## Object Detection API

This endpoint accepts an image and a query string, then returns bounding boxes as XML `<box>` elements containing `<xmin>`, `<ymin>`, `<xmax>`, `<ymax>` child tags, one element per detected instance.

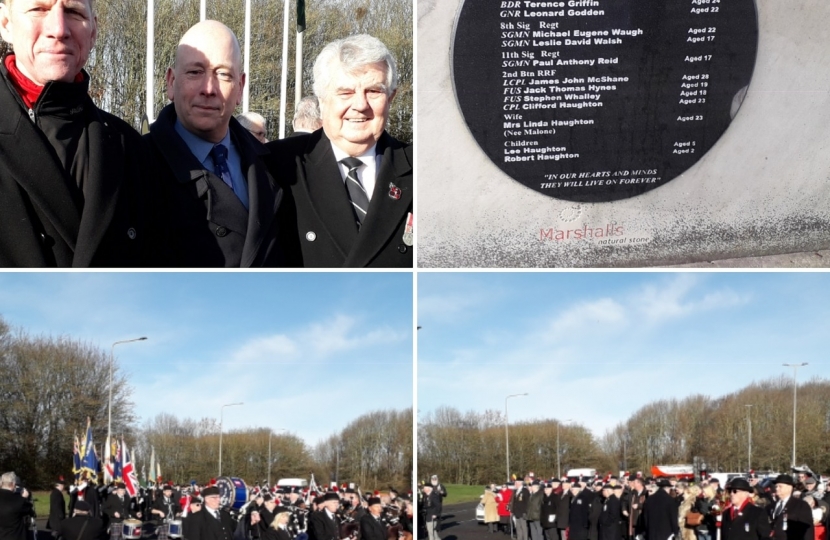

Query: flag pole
<box><xmin>278</xmin><ymin>0</ymin><xmax>290</xmax><ymax>139</ymax></box>
<box><xmin>146</xmin><ymin>0</ymin><xmax>155</xmax><ymax>123</ymax></box>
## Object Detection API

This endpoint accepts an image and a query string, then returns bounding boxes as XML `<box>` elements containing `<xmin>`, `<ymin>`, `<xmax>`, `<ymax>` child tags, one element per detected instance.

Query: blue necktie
<box><xmin>209</xmin><ymin>144</ymin><xmax>234</xmax><ymax>189</ymax></box>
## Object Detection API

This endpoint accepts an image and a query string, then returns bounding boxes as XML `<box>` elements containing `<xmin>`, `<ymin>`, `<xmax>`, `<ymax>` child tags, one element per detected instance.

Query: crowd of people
<box><xmin>419</xmin><ymin>467</ymin><xmax>829</xmax><ymax>540</ymax></box>
<box><xmin>0</xmin><ymin>0</ymin><xmax>413</xmax><ymax>268</ymax></box>
<box><xmin>0</xmin><ymin>472</ymin><xmax>414</xmax><ymax>540</ymax></box>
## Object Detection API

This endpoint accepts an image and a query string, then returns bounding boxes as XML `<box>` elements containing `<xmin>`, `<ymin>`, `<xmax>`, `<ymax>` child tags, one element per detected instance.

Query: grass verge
<box><xmin>442</xmin><ymin>484</ymin><xmax>485</xmax><ymax>505</ymax></box>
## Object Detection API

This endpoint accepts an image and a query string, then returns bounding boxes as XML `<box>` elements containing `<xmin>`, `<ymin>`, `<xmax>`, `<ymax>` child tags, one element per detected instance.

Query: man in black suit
<box><xmin>102</xmin><ymin>483</ymin><xmax>141</xmax><ymax>534</ymax></box>
<box><xmin>47</xmin><ymin>478</ymin><xmax>66</xmax><ymax>537</ymax></box>
<box><xmin>0</xmin><ymin>472</ymin><xmax>34</xmax><ymax>540</ymax></box>
<box><xmin>721</xmin><ymin>478</ymin><xmax>770</xmax><ymax>540</ymax></box>
<box><xmin>598</xmin><ymin>484</ymin><xmax>622</xmax><ymax>540</ymax></box>
<box><xmin>58</xmin><ymin>501</ymin><xmax>105</xmax><ymax>540</ymax></box>
<box><xmin>569</xmin><ymin>480</ymin><xmax>594</xmax><ymax>540</ymax></box>
<box><xmin>308</xmin><ymin>493</ymin><xmax>340</xmax><ymax>540</ymax></box>
<box><xmin>184</xmin><ymin>487</ymin><xmax>235</xmax><ymax>540</ymax></box>
<box><xmin>359</xmin><ymin>497</ymin><xmax>386</xmax><ymax>540</ymax></box>
<box><xmin>642</xmin><ymin>480</ymin><xmax>678</xmax><ymax>540</ymax></box>
<box><xmin>267</xmin><ymin>34</ymin><xmax>413</xmax><ymax>268</ymax></box>
<box><xmin>146</xmin><ymin>20</ymin><xmax>284</xmax><ymax>267</ymax></box>
<box><xmin>769</xmin><ymin>475</ymin><xmax>813</xmax><ymax>540</ymax></box>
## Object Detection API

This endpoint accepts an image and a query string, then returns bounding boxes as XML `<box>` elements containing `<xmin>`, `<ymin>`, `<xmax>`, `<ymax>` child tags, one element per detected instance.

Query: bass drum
<box><xmin>216</xmin><ymin>476</ymin><xmax>248</xmax><ymax>510</ymax></box>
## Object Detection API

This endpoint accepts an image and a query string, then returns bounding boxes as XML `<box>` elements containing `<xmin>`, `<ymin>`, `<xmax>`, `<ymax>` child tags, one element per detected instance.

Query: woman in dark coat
<box><xmin>261</xmin><ymin>508</ymin><xmax>292</xmax><ymax>540</ymax></box>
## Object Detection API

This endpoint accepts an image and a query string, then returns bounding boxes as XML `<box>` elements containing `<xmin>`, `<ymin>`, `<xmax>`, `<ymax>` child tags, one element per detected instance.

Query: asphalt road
<box><xmin>432</xmin><ymin>502</ymin><xmax>513</xmax><ymax>540</ymax></box>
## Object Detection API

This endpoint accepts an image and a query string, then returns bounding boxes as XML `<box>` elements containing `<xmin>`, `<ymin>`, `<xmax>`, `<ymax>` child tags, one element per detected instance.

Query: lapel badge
<box><xmin>402</xmin><ymin>212</ymin><xmax>414</xmax><ymax>246</ymax></box>
<box><xmin>388</xmin><ymin>182</ymin><xmax>402</xmax><ymax>200</ymax></box>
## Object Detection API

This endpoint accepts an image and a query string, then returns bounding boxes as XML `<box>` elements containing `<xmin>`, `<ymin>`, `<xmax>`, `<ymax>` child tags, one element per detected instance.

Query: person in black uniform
<box><xmin>359</xmin><ymin>497</ymin><xmax>386</xmax><ymax>540</ymax></box>
<box><xmin>769</xmin><ymin>475</ymin><xmax>813</xmax><ymax>540</ymax></box>
<box><xmin>102</xmin><ymin>483</ymin><xmax>140</xmax><ymax>536</ymax></box>
<box><xmin>181</xmin><ymin>495</ymin><xmax>202</xmax><ymax>540</ymax></box>
<box><xmin>58</xmin><ymin>501</ymin><xmax>105</xmax><ymax>540</ymax></box>
<box><xmin>0</xmin><ymin>472</ymin><xmax>35</xmax><ymax>540</ymax></box>
<box><xmin>588</xmin><ymin>480</ymin><xmax>606</xmax><ymax>540</ymax></box>
<box><xmin>540</xmin><ymin>483</ymin><xmax>558</xmax><ymax>540</ymax></box>
<box><xmin>569</xmin><ymin>480</ymin><xmax>595</xmax><ymax>540</ymax></box>
<box><xmin>554</xmin><ymin>479</ymin><xmax>572</xmax><ymax>540</ymax></box>
<box><xmin>184</xmin><ymin>487</ymin><xmax>235</xmax><ymax>540</ymax></box>
<box><xmin>720</xmin><ymin>479</ymin><xmax>770</xmax><ymax>540</ymax></box>
<box><xmin>627</xmin><ymin>477</ymin><xmax>648</xmax><ymax>540</ymax></box>
<box><xmin>261</xmin><ymin>506</ymin><xmax>291</xmax><ymax>540</ymax></box>
<box><xmin>512</xmin><ymin>479</ymin><xmax>531</xmax><ymax>540</ymax></box>
<box><xmin>599</xmin><ymin>485</ymin><xmax>622</xmax><ymax>540</ymax></box>
<box><xmin>642</xmin><ymin>480</ymin><xmax>678</xmax><ymax>540</ymax></box>
<box><xmin>152</xmin><ymin>485</ymin><xmax>182</xmax><ymax>521</ymax></box>
<box><xmin>421</xmin><ymin>484</ymin><xmax>442</xmax><ymax>540</ymax></box>
<box><xmin>308</xmin><ymin>493</ymin><xmax>340</xmax><ymax>540</ymax></box>
<box><xmin>48</xmin><ymin>478</ymin><xmax>67</xmax><ymax>538</ymax></box>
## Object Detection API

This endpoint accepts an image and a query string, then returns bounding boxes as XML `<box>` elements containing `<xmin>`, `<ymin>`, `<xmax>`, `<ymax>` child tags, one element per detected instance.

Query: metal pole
<box><xmin>109</xmin><ymin>338</ymin><xmax>147</xmax><ymax>460</ymax></box>
<box><xmin>505</xmin><ymin>393</ymin><xmax>528</xmax><ymax>483</ymax></box>
<box><xmin>745</xmin><ymin>405</ymin><xmax>753</xmax><ymax>469</ymax></box>
<box><xmin>278</xmin><ymin>0</ymin><xmax>290</xmax><ymax>138</ymax></box>
<box><xmin>200</xmin><ymin>0</ymin><xmax>206</xmax><ymax>21</ymax></box>
<box><xmin>146</xmin><ymin>0</ymin><xmax>154</xmax><ymax>122</ymax></box>
<box><xmin>783</xmin><ymin>363</ymin><xmax>808</xmax><ymax>467</ymax></box>
<box><xmin>268</xmin><ymin>432</ymin><xmax>271</xmax><ymax>486</ymax></box>
<box><xmin>242</xmin><ymin>0</ymin><xmax>251</xmax><ymax>112</ymax></box>
<box><xmin>557</xmin><ymin>419</ymin><xmax>572</xmax><ymax>479</ymax></box>
<box><xmin>219</xmin><ymin>402</ymin><xmax>243</xmax><ymax>476</ymax></box>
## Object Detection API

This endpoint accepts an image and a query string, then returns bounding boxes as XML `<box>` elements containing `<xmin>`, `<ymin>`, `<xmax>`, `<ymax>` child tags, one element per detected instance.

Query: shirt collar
<box><xmin>330</xmin><ymin>141</ymin><xmax>377</xmax><ymax>165</ymax></box>
<box><xmin>174</xmin><ymin>119</ymin><xmax>231</xmax><ymax>164</ymax></box>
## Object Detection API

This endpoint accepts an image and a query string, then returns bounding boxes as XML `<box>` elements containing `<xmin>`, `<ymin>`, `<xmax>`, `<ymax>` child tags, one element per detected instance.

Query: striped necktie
<box><xmin>341</xmin><ymin>157</ymin><xmax>370</xmax><ymax>226</ymax></box>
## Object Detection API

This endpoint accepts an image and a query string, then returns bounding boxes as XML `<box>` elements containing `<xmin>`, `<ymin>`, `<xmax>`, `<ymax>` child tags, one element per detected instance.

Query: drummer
<box><xmin>102</xmin><ymin>483</ymin><xmax>142</xmax><ymax>540</ymax></box>
<box><xmin>152</xmin><ymin>485</ymin><xmax>183</xmax><ymax>521</ymax></box>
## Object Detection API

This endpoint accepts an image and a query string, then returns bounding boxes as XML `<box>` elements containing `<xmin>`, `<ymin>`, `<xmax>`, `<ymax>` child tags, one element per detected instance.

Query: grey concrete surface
<box><xmin>417</xmin><ymin>0</ymin><xmax>830</xmax><ymax>268</ymax></box>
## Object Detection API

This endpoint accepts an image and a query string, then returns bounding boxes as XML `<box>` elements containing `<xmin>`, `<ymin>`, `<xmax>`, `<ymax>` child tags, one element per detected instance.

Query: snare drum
<box><xmin>167</xmin><ymin>520</ymin><xmax>183</xmax><ymax>539</ymax></box>
<box><xmin>122</xmin><ymin>519</ymin><xmax>143</xmax><ymax>540</ymax></box>
<box><xmin>216</xmin><ymin>476</ymin><xmax>248</xmax><ymax>510</ymax></box>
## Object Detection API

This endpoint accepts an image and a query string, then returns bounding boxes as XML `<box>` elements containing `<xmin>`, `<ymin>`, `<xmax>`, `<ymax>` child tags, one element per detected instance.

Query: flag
<box><xmin>73</xmin><ymin>435</ymin><xmax>81</xmax><ymax>480</ymax></box>
<box><xmin>297</xmin><ymin>0</ymin><xmax>305</xmax><ymax>32</ymax></box>
<box><xmin>113</xmin><ymin>439</ymin><xmax>123</xmax><ymax>481</ymax></box>
<box><xmin>149</xmin><ymin>446</ymin><xmax>156</xmax><ymax>486</ymax></box>
<box><xmin>121</xmin><ymin>438</ymin><xmax>139</xmax><ymax>497</ymax></box>
<box><xmin>104</xmin><ymin>435</ymin><xmax>113</xmax><ymax>483</ymax></box>
<box><xmin>79</xmin><ymin>418</ymin><xmax>98</xmax><ymax>482</ymax></box>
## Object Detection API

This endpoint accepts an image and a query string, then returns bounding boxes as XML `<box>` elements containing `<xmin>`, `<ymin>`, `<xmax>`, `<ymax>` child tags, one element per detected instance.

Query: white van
<box><xmin>566</xmin><ymin>468</ymin><xmax>597</xmax><ymax>479</ymax></box>
<box><xmin>276</xmin><ymin>478</ymin><xmax>309</xmax><ymax>488</ymax></box>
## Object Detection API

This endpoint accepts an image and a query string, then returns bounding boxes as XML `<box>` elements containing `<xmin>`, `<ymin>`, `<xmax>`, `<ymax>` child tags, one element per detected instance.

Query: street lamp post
<box><xmin>745</xmin><ymin>404</ymin><xmax>753</xmax><ymax>469</ymax></box>
<box><xmin>219</xmin><ymin>402</ymin><xmax>244</xmax><ymax>476</ymax></box>
<box><xmin>267</xmin><ymin>428</ymin><xmax>287</xmax><ymax>486</ymax></box>
<box><xmin>783</xmin><ymin>363</ymin><xmax>808</xmax><ymax>467</ymax></box>
<box><xmin>108</xmin><ymin>337</ymin><xmax>147</xmax><ymax>454</ymax></box>
<box><xmin>505</xmin><ymin>393</ymin><xmax>528</xmax><ymax>484</ymax></box>
<box><xmin>556</xmin><ymin>419</ymin><xmax>573</xmax><ymax>479</ymax></box>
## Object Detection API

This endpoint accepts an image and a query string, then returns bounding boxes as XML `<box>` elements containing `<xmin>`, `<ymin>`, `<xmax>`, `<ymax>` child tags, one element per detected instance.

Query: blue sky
<box><xmin>417</xmin><ymin>272</ymin><xmax>828</xmax><ymax>435</ymax></box>
<box><xmin>0</xmin><ymin>272</ymin><xmax>414</xmax><ymax>445</ymax></box>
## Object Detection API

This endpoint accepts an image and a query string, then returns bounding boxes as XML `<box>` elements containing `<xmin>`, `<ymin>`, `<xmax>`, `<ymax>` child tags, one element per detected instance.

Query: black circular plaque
<box><xmin>452</xmin><ymin>0</ymin><xmax>758</xmax><ymax>202</ymax></box>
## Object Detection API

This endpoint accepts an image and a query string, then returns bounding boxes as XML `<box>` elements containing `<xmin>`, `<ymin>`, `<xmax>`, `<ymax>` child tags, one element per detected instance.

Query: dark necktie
<box><xmin>210</xmin><ymin>144</ymin><xmax>234</xmax><ymax>189</ymax></box>
<box><xmin>340</xmin><ymin>157</ymin><xmax>369</xmax><ymax>226</ymax></box>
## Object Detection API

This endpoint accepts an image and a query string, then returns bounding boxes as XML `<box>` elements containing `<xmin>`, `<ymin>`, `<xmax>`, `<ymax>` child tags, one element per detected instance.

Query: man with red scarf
<box><xmin>720</xmin><ymin>478</ymin><xmax>770</xmax><ymax>540</ymax></box>
<box><xmin>0</xmin><ymin>0</ymin><xmax>154</xmax><ymax>267</ymax></box>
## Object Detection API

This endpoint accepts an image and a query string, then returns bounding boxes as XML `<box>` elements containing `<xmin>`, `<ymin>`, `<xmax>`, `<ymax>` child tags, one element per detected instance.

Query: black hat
<box><xmin>202</xmin><ymin>486</ymin><xmax>220</xmax><ymax>497</ymax></box>
<box><xmin>368</xmin><ymin>497</ymin><xmax>382</xmax><ymax>506</ymax></box>
<box><xmin>262</xmin><ymin>493</ymin><xmax>273</xmax><ymax>502</ymax></box>
<box><xmin>613</xmin><ymin>485</ymin><xmax>624</xmax><ymax>490</ymax></box>
<box><xmin>190</xmin><ymin>496</ymin><xmax>203</xmax><ymax>504</ymax></box>
<box><xmin>628</xmin><ymin>474</ymin><xmax>638</xmax><ymax>481</ymax></box>
<box><xmin>727</xmin><ymin>478</ymin><xmax>752</xmax><ymax>492</ymax></box>
<box><xmin>115</xmin><ymin>482</ymin><xmax>126</xmax><ymax>489</ymax></box>
<box><xmin>322</xmin><ymin>492</ymin><xmax>340</xmax><ymax>502</ymax></box>
<box><xmin>531</xmin><ymin>480</ymin><xmax>540</xmax><ymax>486</ymax></box>
<box><xmin>774</xmin><ymin>474</ymin><xmax>794</xmax><ymax>486</ymax></box>
<box><xmin>656</xmin><ymin>479</ymin><xmax>672</xmax><ymax>488</ymax></box>
<box><xmin>602</xmin><ymin>484</ymin><xmax>613</xmax><ymax>490</ymax></box>
<box><xmin>75</xmin><ymin>501</ymin><xmax>91</xmax><ymax>512</ymax></box>
<box><xmin>163</xmin><ymin>485</ymin><xmax>173</xmax><ymax>491</ymax></box>
<box><xmin>273</xmin><ymin>506</ymin><xmax>290</xmax><ymax>515</ymax></box>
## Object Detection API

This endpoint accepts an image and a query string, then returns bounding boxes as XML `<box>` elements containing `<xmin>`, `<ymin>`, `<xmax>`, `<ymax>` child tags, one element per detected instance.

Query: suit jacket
<box><xmin>555</xmin><ymin>491</ymin><xmax>572</xmax><ymax>528</ymax></box>
<box><xmin>308</xmin><ymin>510</ymin><xmax>339</xmax><ymax>540</ymax></box>
<box><xmin>0</xmin><ymin>490</ymin><xmax>35</xmax><ymax>540</ymax></box>
<box><xmin>359</xmin><ymin>513</ymin><xmax>387</xmax><ymax>540</ymax></box>
<box><xmin>643</xmin><ymin>489</ymin><xmax>679</xmax><ymax>540</ymax></box>
<box><xmin>266</xmin><ymin>129</ymin><xmax>413</xmax><ymax>268</ymax></box>
<box><xmin>628</xmin><ymin>490</ymin><xmax>648</xmax><ymax>537</ymax></box>
<box><xmin>58</xmin><ymin>515</ymin><xmax>105</xmax><ymax>540</ymax></box>
<box><xmin>769</xmin><ymin>497</ymin><xmax>813</xmax><ymax>540</ymax></box>
<box><xmin>598</xmin><ymin>494</ymin><xmax>622</xmax><ymax>540</ymax></box>
<box><xmin>102</xmin><ymin>495</ymin><xmax>136</xmax><ymax>524</ymax></box>
<box><xmin>146</xmin><ymin>103</ymin><xmax>284</xmax><ymax>267</ymax></box>
<box><xmin>47</xmin><ymin>489</ymin><xmax>66</xmax><ymax>531</ymax></box>
<box><xmin>721</xmin><ymin>503</ymin><xmax>770</xmax><ymax>540</ymax></box>
<box><xmin>569</xmin><ymin>490</ymin><xmax>594</xmax><ymax>540</ymax></box>
<box><xmin>0</xmin><ymin>62</ymin><xmax>154</xmax><ymax>267</ymax></box>
<box><xmin>185</xmin><ymin>508</ymin><xmax>235</xmax><ymax>540</ymax></box>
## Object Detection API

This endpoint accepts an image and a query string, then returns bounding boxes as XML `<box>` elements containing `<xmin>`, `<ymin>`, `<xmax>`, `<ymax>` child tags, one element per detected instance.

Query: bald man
<box><xmin>145</xmin><ymin>20</ymin><xmax>284</xmax><ymax>267</ymax></box>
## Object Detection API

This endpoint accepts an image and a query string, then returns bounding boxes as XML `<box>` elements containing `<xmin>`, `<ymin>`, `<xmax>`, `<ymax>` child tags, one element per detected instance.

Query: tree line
<box><xmin>418</xmin><ymin>377</ymin><xmax>830</xmax><ymax>485</ymax></box>
<box><xmin>0</xmin><ymin>0</ymin><xmax>412</xmax><ymax>142</ymax></box>
<box><xmin>0</xmin><ymin>316</ymin><xmax>412</xmax><ymax>490</ymax></box>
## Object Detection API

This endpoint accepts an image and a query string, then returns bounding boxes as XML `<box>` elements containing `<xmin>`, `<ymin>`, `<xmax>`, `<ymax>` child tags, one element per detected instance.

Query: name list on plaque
<box><xmin>452</xmin><ymin>0</ymin><xmax>758</xmax><ymax>202</ymax></box>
